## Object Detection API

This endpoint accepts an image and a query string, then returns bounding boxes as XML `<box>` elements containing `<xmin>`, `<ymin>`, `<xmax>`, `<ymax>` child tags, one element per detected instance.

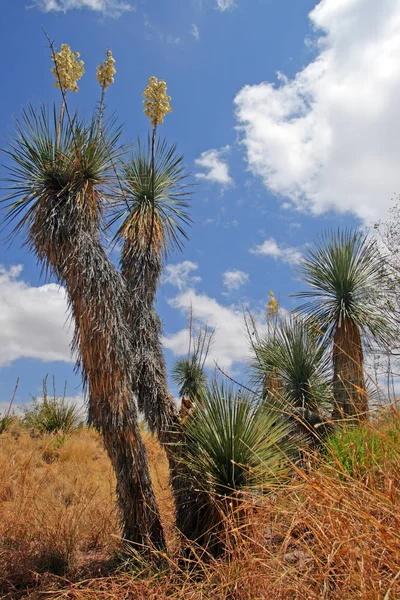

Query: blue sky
<box><xmin>1</xmin><ymin>0</ymin><xmax>398</xmax><ymax>410</ymax></box>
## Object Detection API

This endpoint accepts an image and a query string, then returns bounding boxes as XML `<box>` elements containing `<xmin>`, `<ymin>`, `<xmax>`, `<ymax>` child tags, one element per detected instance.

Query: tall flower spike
<box><xmin>51</xmin><ymin>43</ymin><xmax>85</xmax><ymax>92</ymax></box>
<box><xmin>143</xmin><ymin>76</ymin><xmax>172</xmax><ymax>127</ymax></box>
<box><xmin>96</xmin><ymin>49</ymin><xmax>116</xmax><ymax>89</ymax></box>
<box><xmin>267</xmin><ymin>290</ymin><xmax>279</xmax><ymax>318</ymax></box>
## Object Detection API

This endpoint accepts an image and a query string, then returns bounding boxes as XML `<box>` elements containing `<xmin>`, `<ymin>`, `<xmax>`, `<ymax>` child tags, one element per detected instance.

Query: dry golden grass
<box><xmin>1</xmin><ymin>418</ymin><xmax>400</xmax><ymax>599</ymax></box>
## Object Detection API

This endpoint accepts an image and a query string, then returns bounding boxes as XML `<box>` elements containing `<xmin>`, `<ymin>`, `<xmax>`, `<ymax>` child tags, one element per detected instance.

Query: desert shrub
<box><xmin>0</xmin><ymin>413</ymin><xmax>16</xmax><ymax>434</ymax></box>
<box><xmin>23</xmin><ymin>378</ymin><xmax>84</xmax><ymax>435</ymax></box>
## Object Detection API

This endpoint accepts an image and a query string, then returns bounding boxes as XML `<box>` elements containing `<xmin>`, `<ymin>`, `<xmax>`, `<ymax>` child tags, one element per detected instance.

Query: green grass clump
<box><xmin>326</xmin><ymin>413</ymin><xmax>400</xmax><ymax>480</ymax></box>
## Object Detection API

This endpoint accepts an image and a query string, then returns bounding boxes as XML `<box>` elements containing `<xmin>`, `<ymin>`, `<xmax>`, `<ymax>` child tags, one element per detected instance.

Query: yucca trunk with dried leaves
<box><xmin>28</xmin><ymin>174</ymin><xmax>165</xmax><ymax>552</ymax></box>
<box><xmin>262</xmin><ymin>368</ymin><xmax>284</xmax><ymax>405</ymax></box>
<box><xmin>331</xmin><ymin>317</ymin><xmax>368</xmax><ymax>421</ymax></box>
<box><xmin>121</xmin><ymin>239</ymin><xmax>201</xmax><ymax>540</ymax></box>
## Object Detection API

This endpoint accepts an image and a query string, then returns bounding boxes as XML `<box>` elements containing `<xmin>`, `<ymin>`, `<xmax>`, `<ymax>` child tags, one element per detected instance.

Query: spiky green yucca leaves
<box><xmin>171</xmin><ymin>325</ymin><xmax>212</xmax><ymax>412</ymax></box>
<box><xmin>252</xmin><ymin>316</ymin><xmax>332</xmax><ymax>413</ymax></box>
<box><xmin>295</xmin><ymin>229</ymin><xmax>390</xmax><ymax>344</ymax></box>
<box><xmin>182</xmin><ymin>384</ymin><xmax>294</xmax><ymax>497</ymax></box>
<box><xmin>3</xmin><ymin>106</ymin><xmax>121</xmax><ymax>247</ymax></box>
<box><xmin>113</xmin><ymin>136</ymin><xmax>192</xmax><ymax>255</ymax></box>
<box><xmin>172</xmin><ymin>358</ymin><xmax>208</xmax><ymax>402</ymax></box>
<box><xmin>296</xmin><ymin>229</ymin><xmax>392</xmax><ymax>420</ymax></box>
<box><xmin>24</xmin><ymin>397</ymin><xmax>83</xmax><ymax>435</ymax></box>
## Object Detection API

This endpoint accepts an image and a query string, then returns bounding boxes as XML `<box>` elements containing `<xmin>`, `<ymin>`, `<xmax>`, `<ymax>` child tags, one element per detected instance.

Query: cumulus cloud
<box><xmin>235</xmin><ymin>0</ymin><xmax>400</xmax><ymax>222</ymax></box>
<box><xmin>0</xmin><ymin>265</ymin><xmax>73</xmax><ymax>366</ymax></box>
<box><xmin>163</xmin><ymin>261</ymin><xmax>201</xmax><ymax>291</ymax></box>
<box><xmin>191</xmin><ymin>24</ymin><xmax>200</xmax><ymax>41</ymax></box>
<box><xmin>195</xmin><ymin>146</ymin><xmax>233</xmax><ymax>187</ymax></box>
<box><xmin>250</xmin><ymin>238</ymin><xmax>302</xmax><ymax>265</ymax></box>
<box><xmin>163</xmin><ymin>288</ymin><xmax>261</xmax><ymax>371</ymax></box>
<box><xmin>216</xmin><ymin>0</ymin><xmax>235</xmax><ymax>11</ymax></box>
<box><xmin>223</xmin><ymin>269</ymin><xmax>249</xmax><ymax>291</ymax></box>
<box><xmin>35</xmin><ymin>0</ymin><xmax>134</xmax><ymax>17</ymax></box>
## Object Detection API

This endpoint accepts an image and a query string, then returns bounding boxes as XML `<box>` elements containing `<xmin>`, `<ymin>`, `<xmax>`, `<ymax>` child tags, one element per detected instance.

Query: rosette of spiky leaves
<box><xmin>295</xmin><ymin>229</ymin><xmax>392</xmax><ymax>345</ymax></box>
<box><xmin>172</xmin><ymin>324</ymin><xmax>213</xmax><ymax>414</ymax></box>
<box><xmin>2</xmin><ymin>105</ymin><xmax>122</xmax><ymax>255</ymax></box>
<box><xmin>182</xmin><ymin>383</ymin><xmax>295</xmax><ymax>497</ymax></box>
<box><xmin>295</xmin><ymin>228</ymin><xmax>393</xmax><ymax>420</ymax></box>
<box><xmin>112</xmin><ymin>136</ymin><xmax>192</xmax><ymax>257</ymax></box>
<box><xmin>252</xmin><ymin>316</ymin><xmax>332</xmax><ymax>413</ymax></box>
<box><xmin>172</xmin><ymin>358</ymin><xmax>208</xmax><ymax>403</ymax></box>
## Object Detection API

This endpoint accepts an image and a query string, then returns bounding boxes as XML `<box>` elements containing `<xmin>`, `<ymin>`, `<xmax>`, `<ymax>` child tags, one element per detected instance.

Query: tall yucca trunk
<box><xmin>331</xmin><ymin>316</ymin><xmax>368</xmax><ymax>421</ymax></box>
<box><xmin>30</xmin><ymin>203</ymin><xmax>165</xmax><ymax>551</ymax></box>
<box><xmin>263</xmin><ymin>368</ymin><xmax>284</xmax><ymax>405</ymax></box>
<box><xmin>121</xmin><ymin>245</ymin><xmax>204</xmax><ymax>540</ymax></box>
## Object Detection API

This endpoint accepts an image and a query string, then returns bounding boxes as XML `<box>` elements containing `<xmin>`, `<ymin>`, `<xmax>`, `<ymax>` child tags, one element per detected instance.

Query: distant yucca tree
<box><xmin>1</xmin><ymin>105</ymin><xmax>165</xmax><ymax>551</ymax></box>
<box><xmin>172</xmin><ymin>315</ymin><xmax>213</xmax><ymax>419</ymax></box>
<box><xmin>252</xmin><ymin>316</ymin><xmax>332</xmax><ymax>413</ymax></box>
<box><xmin>295</xmin><ymin>229</ymin><xmax>392</xmax><ymax>421</ymax></box>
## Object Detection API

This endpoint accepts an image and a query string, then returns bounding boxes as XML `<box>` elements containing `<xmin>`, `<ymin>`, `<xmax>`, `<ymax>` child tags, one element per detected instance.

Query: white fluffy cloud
<box><xmin>250</xmin><ymin>238</ymin><xmax>302</xmax><ymax>265</ymax></box>
<box><xmin>195</xmin><ymin>146</ymin><xmax>233</xmax><ymax>187</ymax></box>
<box><xmin>35</xmin><ymin>0</ymin><xmax>134</xmax><ymax>16</ymax></box>
<box><xmin>223</xmin><ymin>269</ymin><xmax>249</xmax><ymax>291</ymax></box>
<box><xmin>163</xmin><ymin>288</ymin><xmax>260</xmax><ymax>371</ymax></box>
<box><xmin>0</xmin><ymin>265</ymin><xmax>73</xmax><ymax>366</ymax></box>
<box><xmin>216</xmin><ymin>0</ymin><xmax>235</xmax><ymax>11</ymax></box>
<box><xmin>163</xmin><ymin>261</ymin><xmax>201</xmax><ymax>291</ymax></box>
<box><xmin>235</xmin><ymin>0</ymin><xmax>400</xmax><ymax>222</ymax></box>
<box><xmin>191</xmin><ymin>24</ymin><xmax>200</xmax><ymax>41</ymax></box>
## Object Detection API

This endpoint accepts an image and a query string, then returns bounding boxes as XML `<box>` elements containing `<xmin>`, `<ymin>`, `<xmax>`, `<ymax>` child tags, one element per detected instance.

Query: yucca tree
<box><xmin>245</xmin><ymin>294</ymin><xmax>284</xmax><ymax>405</ymax></box>
<box><xmin>295</xmin><ymin>229</ymin><xmax>392</xmax><ymax>421</ymax></box>
<box><xmin>113</xmin><ymin>134</ymin><xmax>197</xmax><ymax>538</ymax></box>
<box><xmin>252</xmin><ymin>316</ymin><xmax>332</xmax><ymax>413</ymax></box>
<box><xmin>181</xmin><ymin>383</ymin><xmax>294</xmax><ymax>554</ymax></box>
<box><xmin>172</xmin><ymin>317</ymin><xmax>213</xmax><ymax>419</ymax></box>
<box><xmin>173</xmin><ymin>357</ymin><xmax>208</xmax><ymax>416</ymax></box>
<box><xmin>1</xmin><ymin>106</ymin><xmax>165</xmax><ymax>551</ymax></box>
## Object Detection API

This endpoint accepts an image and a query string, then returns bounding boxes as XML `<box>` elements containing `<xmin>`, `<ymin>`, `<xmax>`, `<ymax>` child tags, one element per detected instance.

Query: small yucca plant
<box><xmin>23</xmin><ymin>378</ymin><xmax>83</xmax><ymax>435</ymax></box>
<box><xmin>179</xmin><ymin>383</ymin><xmax>295</xmax><ymax>555</ymax></box>
<box><xmin>182</xmin><ymin>383</ymin><xmax>294</xmax><ymax>497</ymax></box>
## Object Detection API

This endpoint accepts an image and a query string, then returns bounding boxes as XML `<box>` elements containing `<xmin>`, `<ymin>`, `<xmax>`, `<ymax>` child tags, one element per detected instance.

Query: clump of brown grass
<box><xmin>1</xmin><ymin>416</ymin><xmax>400</xmax><ymax>599</ymax></box>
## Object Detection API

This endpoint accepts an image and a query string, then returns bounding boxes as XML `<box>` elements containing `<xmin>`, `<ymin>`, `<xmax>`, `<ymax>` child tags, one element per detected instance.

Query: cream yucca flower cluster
<box><xmin>51</xmin><ymin>44</ymin><xmax>85</xmax><ymax>93</ymax></box>
<box><xmin>143</xmin><ymin>76</ymin><xmax>172</xmax><ymax>127</ymax></box>
<box><xmin>267</xmin><ymin>291</ymin><xmax>279</xmax><ymax>318</ymax></box>
<box><xmin>96</xmin><ymin>49</ymin><xmax>116</xmax><ymax>89</ymax></box>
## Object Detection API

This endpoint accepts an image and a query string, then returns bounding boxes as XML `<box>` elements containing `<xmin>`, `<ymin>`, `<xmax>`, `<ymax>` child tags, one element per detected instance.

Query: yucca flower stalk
<box><xmin>1</xmin><ymin>103</ymin><xmax>166</xmax><ymax>552</ymax></box>
<box><xmin>142</xmin><ymin>77</ymin><xmax>172</xmax><ymax>249</ymax></box>
<box><xmin>96</xmin><ymin>48</ymin><xmax>116</xmax><ymax>135</ymax></box>
<box><xmin>295</xmin><ymin>229</ymin><xmax>393</xmax><ymax>422</ymax></box>
<box><xmin>49</xmin><ymin>37</ymin><xmax>84</xmax><ymax>147</ymax></box>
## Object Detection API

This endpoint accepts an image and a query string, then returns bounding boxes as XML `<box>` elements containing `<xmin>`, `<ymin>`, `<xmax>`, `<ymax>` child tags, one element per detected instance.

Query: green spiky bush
<box><xmin>182</xmin><ymin>383</ymin><xmax>295</xmax><ymax>497</ymax></box>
